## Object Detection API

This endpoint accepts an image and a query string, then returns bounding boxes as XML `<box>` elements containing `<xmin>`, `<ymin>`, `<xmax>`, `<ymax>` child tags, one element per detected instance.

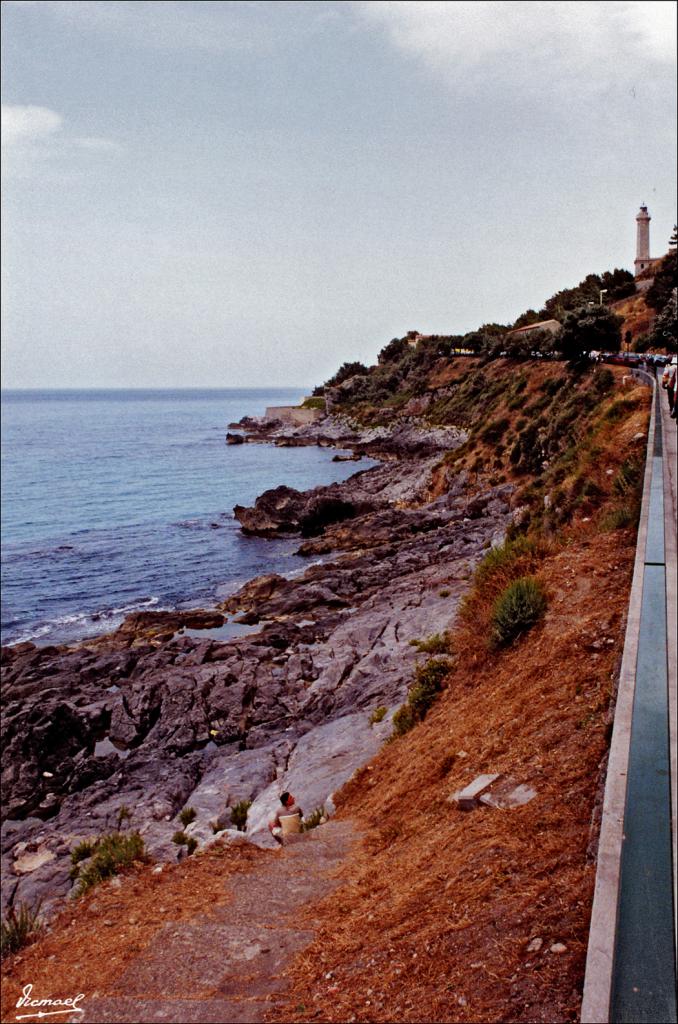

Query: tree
<box><xmin>378</xmin><ymin>337</ymin><xmax>408</xmax><ymax>364</ymax></box>
<box><xmin>323</xmin><ymin>361</ymin><xmax>369</xmax><ymax>388</ymax></box>
<box><xmin>461</xmin><ymin>329</ymin><xmax>497</xmax><ymax>355</ymax></box>
<box><xmin>512</xmin><ymin>309</ymin><xmax>541</xmax><ymax>330</ymax></box>
<box><xmin>650</xmin><ymin>292</ymin><xmax>677</xmax><ymax>353</ymax></box>
<box><xmin>600</xmin><ymin>267</ymin><xmax>635</xmax><ymax>301</ymax></box>
<box><xmin>558</xmin><ymin>305</ymin><xmax>623</xmax><ymax>367</ymax></box>
<box><xmin>646</xmin><ymin>250</ymin><xmax>677</xmax><ymax>313</ymax></box>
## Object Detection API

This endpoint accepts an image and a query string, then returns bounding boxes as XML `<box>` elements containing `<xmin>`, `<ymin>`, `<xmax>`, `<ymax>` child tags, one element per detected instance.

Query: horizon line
<box><xmin>1</xmin><ymin>384</ymin><xmax>315</xmax><ymax>392</ymax></box>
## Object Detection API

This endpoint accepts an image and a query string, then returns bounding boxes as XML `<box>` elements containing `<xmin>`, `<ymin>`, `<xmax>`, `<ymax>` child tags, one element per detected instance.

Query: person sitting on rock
<box><xmin>268</xmin><ymin>791</ymin><xmax>303</xmax><ymax>844</ymax></box>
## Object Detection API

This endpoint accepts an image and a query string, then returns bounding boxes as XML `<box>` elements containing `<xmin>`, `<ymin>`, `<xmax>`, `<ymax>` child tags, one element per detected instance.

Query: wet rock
<box><xmin>14</xmin><ymin>848</ymin><xmax>56</xmax><ymax>875</ymax></box>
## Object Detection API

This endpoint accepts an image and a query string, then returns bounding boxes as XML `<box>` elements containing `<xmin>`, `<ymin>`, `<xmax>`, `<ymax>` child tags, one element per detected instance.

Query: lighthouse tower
<box><xmin>634</xmin><ymin>204</ymin><xmax>652</xmax><ymax>276</ymax></box>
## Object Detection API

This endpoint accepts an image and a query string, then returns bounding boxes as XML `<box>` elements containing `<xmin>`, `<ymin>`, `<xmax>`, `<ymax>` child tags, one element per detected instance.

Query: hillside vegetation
<box><xmin>1</xmin><ymin>344</ymin><xmax>652</xmax><ymax>1023</ymax></box>
<box><xmin>271</xmin><ymin>358</ymin><xmax>651</xmax><ymax>1022</ymax></box>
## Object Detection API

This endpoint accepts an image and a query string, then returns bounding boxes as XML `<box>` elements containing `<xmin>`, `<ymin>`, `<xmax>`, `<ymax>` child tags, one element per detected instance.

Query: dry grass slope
<box><xmin>271</xmin><ymin>376</ymin><xmax>650</xmax><ymax>1024</ymax></box>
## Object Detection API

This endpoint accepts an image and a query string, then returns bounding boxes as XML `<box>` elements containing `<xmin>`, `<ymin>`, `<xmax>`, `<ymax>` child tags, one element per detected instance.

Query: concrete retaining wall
<box><xmin>264</xmin><ymin>406</ymin><xmax>325</xmax><ymax>426</ymax></box>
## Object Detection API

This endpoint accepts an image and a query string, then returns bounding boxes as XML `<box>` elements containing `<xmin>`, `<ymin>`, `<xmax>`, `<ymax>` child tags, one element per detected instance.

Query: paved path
<box><xmin>582</xmin><ymin>379</ymin><xmax>678</xmax><ymax>1024</ymax></box>
<box><xmin>74</xmin><ymin>821</ymin><xmax>356</xmax><ymax>1024</ymax></box>
<box><xmin>657</xmin><ymin>386</ymin><xmax>677</xmax><ymax>945</ymax></box>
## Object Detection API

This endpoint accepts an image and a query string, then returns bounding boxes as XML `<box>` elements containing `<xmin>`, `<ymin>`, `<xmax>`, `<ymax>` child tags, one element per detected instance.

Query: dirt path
<box><xmin>70</xmin><ymin>822</ymin><xmax>356</xmax><ymax>1024</ymax></box>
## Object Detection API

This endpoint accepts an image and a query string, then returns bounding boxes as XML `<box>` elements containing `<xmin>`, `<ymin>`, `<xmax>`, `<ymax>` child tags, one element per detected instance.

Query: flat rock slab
<box><xmin>451</xmin><ymin>773</ymin><xmax>502</xmax><ymax>810</ymax></box>
<box><xmin>480</xmin><ymin>780</ymin><xmax>537</xmax><ymax>809</ymax></box>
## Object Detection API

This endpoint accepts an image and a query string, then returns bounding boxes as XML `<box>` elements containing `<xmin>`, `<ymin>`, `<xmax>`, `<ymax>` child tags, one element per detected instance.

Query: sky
<box><xmin>1</xmin><ymin>0</ymin><xmax>676</xmax><ymax>389</ymax></box>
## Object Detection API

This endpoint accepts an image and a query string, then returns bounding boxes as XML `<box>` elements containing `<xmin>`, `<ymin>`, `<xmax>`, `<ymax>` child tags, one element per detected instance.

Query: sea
<box><xmin>1</xmin><ymin>389</ymin><xmax>373</xmax><ymax>648</ymax></box>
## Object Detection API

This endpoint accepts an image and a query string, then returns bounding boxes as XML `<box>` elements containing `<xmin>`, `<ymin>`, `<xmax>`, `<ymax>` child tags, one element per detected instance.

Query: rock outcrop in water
<box><xmin>1</xmin><ymin>415</ymin><xmax>512</xmax><ymax>917</ymax></box>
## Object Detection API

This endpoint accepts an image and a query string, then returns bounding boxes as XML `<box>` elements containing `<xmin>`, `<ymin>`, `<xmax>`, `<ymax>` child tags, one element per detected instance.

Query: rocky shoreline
<box><xmin>1</xmin><ymin>412</ymin><xmax>514</xmax><ymax>918</ymax></box>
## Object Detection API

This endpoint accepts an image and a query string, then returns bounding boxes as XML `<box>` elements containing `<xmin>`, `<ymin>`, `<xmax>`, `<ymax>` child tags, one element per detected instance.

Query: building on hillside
<box><xmin>505</xmin><ymin>318</ymin><xmax>561</xmax><ymax>339</ymax></box>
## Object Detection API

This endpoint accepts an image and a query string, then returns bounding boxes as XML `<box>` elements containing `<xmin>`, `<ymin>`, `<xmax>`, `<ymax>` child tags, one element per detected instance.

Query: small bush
<box><xmin>185</xmin><ymin>837</ymin><xmax>198</xmax><ymax>856</ymax></box>
<box><xmin>302</xmin><ymin>807</ymin><xmax>325</xmax><ymax>832</ymax></box>
<box><xmin>541</xmin><ymin>375</ymin><xmax>567</xmax><ymax>397</ymax></box>
<box><xmin>592</xmin><ymin>367</ymin><xmax>615</xmax><ymax>395</ymax></box>
<box><xmin>179</xmin><ymin>806</ymin><xmax>196</xmax><ymax>827</ymax></box>
<box><xmin>439</xmin><ymin>588</ymin><xmax>451</xmax><ymax>598</ymax></box>
<box><xmin>600</xmin><ymin>505</ymin><xmax>637</xmax><ymax>531</ymax></box>
<box><xmin>490</xmin><ymin>577</ymin><xmax>547</xmax><ymax>648</ymax></box>
<box><xmin>369</xmin><ymin>705</ymin><xmax>387</xmax><ymax>725</ymax></box>
<box><xmin>475</xmin><ymin>535</ymin><xmax>548</xmax><ymax>590</ymax></box>
<box><xmin>409</xmin><ymin>632</ymin><xmax>450</xmax><ymax>654</ymax></box>
<box><xmin>481</xmin><ymin>416</ymin><xmax>510</xmax><ymax>443</ymax></box>
<box><xmin>391</xmin><ymin>659</ymin><xmax>452</xmax><ymax>738</ymax></box>
<box><xmin>438</xmin><ymin>754</ymin><xmax>456</xmax><ymax>778</ymax></box>
<box><xmin>172</xmin><ymin>830</ymin><xmax>189</xmax><ymax>846</ymax></box>
<box><xmin>613</xmin><ymin>457</ymin><xmax>643</xmax><ymax>499</ymax></box>
<box><xmin>230</xmin><ymin>799</ymin><xmax>252</xmax><ymax>832</ymax></box>
<box><xmin>70</xmin><ymin>838</ymin><xmax>96</xmax><ymax>866</ymax></box>
<box><xmin>116</xmin><ymin>805</ymin><xmax>132</xmax><ymax>830</ymax></box>
<box><xmin>301</xmin><ymin>396</ymin><xmax>326</xmax><ymax>410</ymax></box>
<box><xmin>1</xmin><ymin>902</ymin><xmax>42</xmax><ymax>958</ymax></box>
<box><xmin>391</xmin><ymin>704</ymin><xmax>417</xmax><ymax>738</ymax></box>
<box><xmin>73</xmin><ymin>831</ymin><xmax>146</xmax><ymax>896</ymax></box>
<box><xmin>604</xmin><ymin>396</ymin><xmax>641</xmax><ymax>422</ymax></box>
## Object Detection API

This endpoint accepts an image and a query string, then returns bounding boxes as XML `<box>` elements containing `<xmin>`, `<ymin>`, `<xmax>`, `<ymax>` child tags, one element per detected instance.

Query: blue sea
<box><xmin>1</xmin><ymin>389</ymin><xmax>371</xmax><ymax>647</ymax></box>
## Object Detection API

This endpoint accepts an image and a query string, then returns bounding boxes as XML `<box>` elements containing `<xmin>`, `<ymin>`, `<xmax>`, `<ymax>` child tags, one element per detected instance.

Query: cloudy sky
<box><xmin>2</xmin><ymin>1</ymin><xmax>676</xmax><ymax>388</ymax></box>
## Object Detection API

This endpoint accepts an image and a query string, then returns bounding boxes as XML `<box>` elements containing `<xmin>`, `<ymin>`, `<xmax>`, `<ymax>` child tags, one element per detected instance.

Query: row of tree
<box><xmin>315</xmin><ymin>251</ymin><xmax>675</xmax><ymax>396</ymax></box>
<box><xmin>512</xmin><ymin>268</ymin><xmax>635</xmax><ymax>329</ymax></box>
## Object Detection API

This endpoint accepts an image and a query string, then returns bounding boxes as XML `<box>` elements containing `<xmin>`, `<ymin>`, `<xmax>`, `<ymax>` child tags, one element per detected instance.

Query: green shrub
<box><xmin>409</xmin><ymin>632</ymin><xmax>450</xmax><ymax>654</ymax></box>
<box><xmin>410</xmin><ymin>658</ymin><xmax>450</xmax><ymax>714</ymax></box>
<box><xmin>302</xmin><ymin>807</ymin><xmax>325</xmax><ymax>832</ymax></box>
<box><xmin>481</xmin><ymin>416</ymin><xmax>510</xmax><ymax>443</ymax></box>
<box><xmin>369</xmin><ymin>705</ymin><xmax>387</xmax><ymax>725</ymax></box>
<box><xmin>439</xmin><ymin>588</ymin><xmax>451</xmax><ymax>598</ymax></box>
<box><xmin>591</xmin><ymin>367</ymin><xmax>615</xmax><ymax>395</ymax></box>
<box><xmin>116</xmin><ymin>805</ymin><xmax>132</xmax><ymax>830</ymax></box>
<box><xmin>613</xmin><ymin>457</ymin><xmax>643</xmax><ymax>498</ymax></box>
<box><xmin>70</xmin><ymin>838</ymin><xmax>96</xmax><ymax>866</ymax></box>
<box><xmin>185</xmin><ymin>837</ymin><xmax>198</xmax><ymax>856</ymax></box>
<box><xmin>230</xmin><ymin>799</ymin><xmax>252</xmax><ymax>832</ymax></box>
<box><xmin>475</xmin><ymin>535</ymin><xmax>546</xmax><ymax>589</ymax></box>
<box><xmin>391</xmin><ymin>704</ymin><xmax>417</xmax><ymax>738</ymax></box>
<box><xmin>541</xmin><ymin>375</ymin><xmax>567</xmax><ymax>397</ymax></box>
<box><xmin>179</xmin><ymin>806</ymin><xmax>196</xmax><ymax>827</ymax></box>
<box><xmin>391</xmin><ymin>658</ymin><xmax>452</xmax><ymax>738</ymax></box>
<box><xmin>604</xmin><ymin>396</ymin><xmax>641</xmax><ymax>422</ymax></box>
<box><xmin>73</xmin><ymin>831</ymin><xmax>146</xmax><ymax>896</ymax></box>
<box><xmin>1</xmin><ymin>902</ymin><xmax>42</xmax><ymax>958</ymax></box>
<box><xmin>490</xmin><ymin>577</ymin><xmax>547</xmax><ymax>648</ymax></box>
<box><xmin>600</xmin><ymin>505</ymin><xmax>638</xmax><ymax>531</ymax></box>
<box><xmin>301</xmin><ymin>396</ymin><xmax>326</xmax><ymax>410</ymax></box>
<box><xmin>172</xmin><ymin>830</ymin><xmax>189</xmax><ymax>846</ymax></box>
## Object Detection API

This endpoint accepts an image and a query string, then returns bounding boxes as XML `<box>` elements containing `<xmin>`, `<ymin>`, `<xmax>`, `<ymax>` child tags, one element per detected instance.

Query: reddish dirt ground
<box><xmin>270</xmin><ymin>528</ymin><xmax>637</xmax><ymax>1024</ymax></box>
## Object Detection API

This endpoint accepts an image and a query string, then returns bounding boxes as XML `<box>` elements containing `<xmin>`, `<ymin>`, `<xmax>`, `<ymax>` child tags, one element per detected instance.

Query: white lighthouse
<box><xmin>634</xmin><ymin>204</ymin><xmax>652</xmax><ymax>276</ymax></box>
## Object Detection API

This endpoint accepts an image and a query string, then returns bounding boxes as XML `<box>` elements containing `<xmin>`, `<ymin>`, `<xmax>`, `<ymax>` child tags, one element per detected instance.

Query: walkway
<box><xmin>582</xmin><ymin>380</ymin><xmax>677</xmax><ymax>1024</ymax></box>
<box><xmin>74</xmin><ymin>821</ymin><xmax>356</xmax><ymax>1024</ymax></box>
